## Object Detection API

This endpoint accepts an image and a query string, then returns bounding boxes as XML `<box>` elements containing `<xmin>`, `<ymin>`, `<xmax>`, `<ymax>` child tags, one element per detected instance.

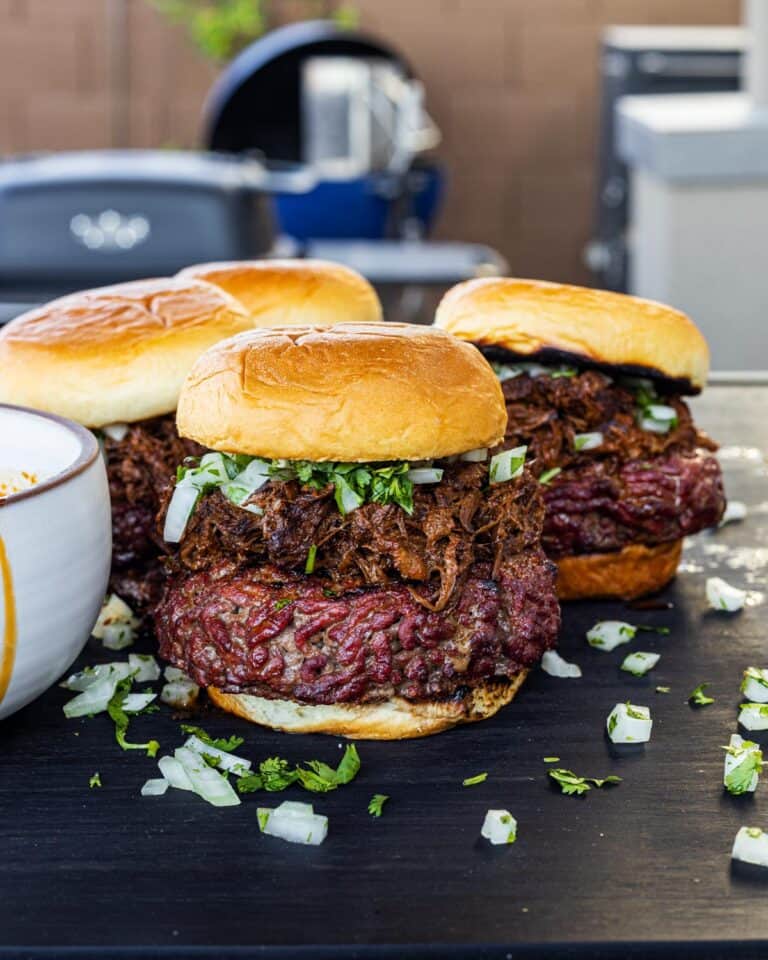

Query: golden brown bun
<box><xmin>208</xmin><ymin>673</ymin><xmax>528</xmax><ymax>739</ymax></box>
<box><xmin>435</xmin><ymin>278</ymin><xmax>709</xmax><ymax>390</ymax></box>
<box><xmin>0</xmin><ymin>278</ymin><xmax>252</xmax><ymax>428</ymax></box>
<box><xmin>177</xmin><ymin>323</ymin><xmax>507</xmax><ymax>461</ymax></box>
<box><xmin>177</xmin><ymin>259</ymin><xmax>382</xmax><ymax>327</ymax></box>
<box><xmin>556</xmin><ymin>540</ymin><xmax>683</xmax><ymax>601</ymax></box>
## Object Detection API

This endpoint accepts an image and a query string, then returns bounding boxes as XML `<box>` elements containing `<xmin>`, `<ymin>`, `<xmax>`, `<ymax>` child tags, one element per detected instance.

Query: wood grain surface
<box><xmin>1</xmin><ymin>386</ymin><xmax>767</xmax><ymax>960</ymax></box>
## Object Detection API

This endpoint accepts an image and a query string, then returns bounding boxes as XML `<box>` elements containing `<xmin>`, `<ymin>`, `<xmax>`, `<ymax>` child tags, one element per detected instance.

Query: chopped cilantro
<box><xmin>462</xmin><ymin>773</ymin><xmax>488</xmax><ymax>787</ymax></box>
<box><xmin>689</xmin><ymin>682</ymin><xmax>715</xmax><ymax>706</ymax></box>
<box><xmin>236</xmin><ymin>745</ymin><xmax>361</xmax><ymax>795</ymax></box>
<box><xmin>274</xmin><ymin>597</ymin><xmax>293</xmax><ymax>611</ymax></box>
<box><xmin>543</xmin><ymin>757</ymin><xmax>560</xmax><ymax>763</ymax></box>
<box><xmin>89</xmin><ymin>772</ymin><xmax>102</xmax><ymax>789</ymax></box>
<box><xmin>368</xmin><ymin>794</ymin><xmax>389</xmax><ymax>817</ymax></box>
<box><xmin>107</xmin><ymin>677</ymin><xmax>159</xmax><ymax>757</ymax></box>
<box><xmin>180</xmin><ymin>724</ymin><xmax>244</xmax><ymax>752</ymax></box>
<box><xmin>636</xmin><ymin>625</ymin><xmax>671</xmax><ymax>635</ymax></box>
<box><xmin>549</xmin><ymin>768</ymin><xmax>622</xmax><ymax>796</ymax></box>
<box><xmin>607</xmin><ymin>713</ymin><xmax>618</xmax><ymax>735</ymax></box>
<box><xmin>655</xmin><ymin>686</ymin><xmax>671</xmax><ymax>694</ymax></box>
<box><xmin>305</xmin><ymin>544</ymin><xmax>317</xmax><ymax>575</ymax></box>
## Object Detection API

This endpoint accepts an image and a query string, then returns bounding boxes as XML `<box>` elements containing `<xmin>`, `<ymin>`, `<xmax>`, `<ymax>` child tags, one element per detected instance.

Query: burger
<box><xmin>154</xmin><ymin>323</ymin><xmax>560</xmax><ymax>739</ymax></box>
<box><xmin>0</xmin><ymin>277</ymin><xmax>252</xmax><ymax>609</ymax></box>
<box><xmin>435</xmin><ymin>278</ymin><xmax>726</xmax><ymax>600</ymax></box>
<box><xmin>177</xmin><ymin>258</ymin><xmax>382</xmax><ymax>326</ymax></box>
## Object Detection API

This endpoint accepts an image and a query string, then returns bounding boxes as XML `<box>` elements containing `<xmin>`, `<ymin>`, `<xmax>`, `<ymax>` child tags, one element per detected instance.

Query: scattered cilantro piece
<box><xmin>636</xmin><ymin>625</ymin><xmax>671</xmax><ymax>635</ymax></box>
<box><xmin>723</xmin><ymin>744</ymin><xmax>764</xmax><ymax>796</ymax></box>
<box><xmin>655</xmin><ymin>686</ymin><xmax>671</xmax><ymax>694</ymax></box>
<box><xmin>543</xmin><ymin>757</ymin><xmax>560</xmax><ymax>763</ymax></box>
<box><xmin>180</xmin><ymin>724</ymin><xmax>244</xmax><ymax>752</ymax></box>
<box><xmin>462</xmin><ymin>773</ymin><xmax>488</xmax><ymax>787</ymax></box>
<box><xmin>235</xmin><ymin>745</ymin><xmax>361</xmax><ymax>795</ymax></box>
<box><xmin>538</xmin><ymin>467</ymin><xmax>562</xmax><ymax>486</ymax></box>
<box><xmin>368</xmin><ymin>794</ymin><xmax>389</xmax><ymax>817</ymax></box>
<box><xmin>274</xmin><ymin>598</ymin><xmax>293</xmax><ymax>611</ymax></box>
<box><xmin>89</xmin><ymin>772</ymin><xmax>101</xmax><ymax>789</ymax></box>
<box><xmin>305</xmin><ymin>544</ymin><xmax>318</xmax><ymax>575</ymax></box>
<box><xmin>107</xmin><ymin>677</ymin><xmax>160</xmax><ymax>757</ymax></box>
<box><xmin>549</xmin><ymin>768</ymin><xmax>622</xmax><ymax>796</ymax></box>
<box><xmin>689</xmin><ymin>682</ymin><xmax>715</xmax><ymax>706</ymax></box>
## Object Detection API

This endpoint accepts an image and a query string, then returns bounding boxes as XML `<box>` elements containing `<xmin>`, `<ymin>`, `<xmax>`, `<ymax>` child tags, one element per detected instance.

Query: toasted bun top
<box><xmin>177</xmin><ymin>323</ymin><xmax>506</xmax><ymax>461</ymax></box>
<box><xmin>0</xmin><ymin>278</ymin><xmax>252</xmax><ymax>427</ymax></box>
<box><xmin>435</xmin><ymin>278</ymin><xmax>709</xmax><ymax>391</ymax></box>
<box><xmin>177</xmin><ymin>259</ymin><xmax>382</xmax><ymax>327</ymax></box>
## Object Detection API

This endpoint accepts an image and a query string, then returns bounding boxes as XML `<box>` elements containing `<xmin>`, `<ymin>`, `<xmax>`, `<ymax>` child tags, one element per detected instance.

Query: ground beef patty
<box><xmin>487</xmin><ymin>364</ymin><xmax>725</xmax><ymax>554</ymax></box>
<box><xmin>155</xmin><ymin>553</ymin><xmax>559</xmax><ymax>705</ymax></box>
<box><xmin>103</xmin><ymin>415</ymin><xmax>202</xmax><ymax>608</ymax></box>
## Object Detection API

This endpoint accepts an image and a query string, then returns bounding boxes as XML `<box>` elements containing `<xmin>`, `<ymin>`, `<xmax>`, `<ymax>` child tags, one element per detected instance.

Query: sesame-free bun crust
<box><xmin>177</xmin><ymin>323</ymin><xmax>507</xmax><ymax>461</ymax></box>
<box><xmin>556</xmin><ymin>540</ymin><xmax>683</xmax><ymax>601</ymax></box>
<box><xmin>178</xmin><ymin>259</ymin><xmax>382</xmax><ymax>327</ymax></box>
<box><xmin>0</xmin><ymin>278</ymin><xmax>252</xmax><ymax>428</ymax></box>
<box><xmin>208</xmin><ymin>673</ymin><xmax>528</xmax><ymax>739</ymax></box>
<box><xmin>436</xmin><ymin>278</ymin><xmax>709</xmax><ymax>391</ymax></box>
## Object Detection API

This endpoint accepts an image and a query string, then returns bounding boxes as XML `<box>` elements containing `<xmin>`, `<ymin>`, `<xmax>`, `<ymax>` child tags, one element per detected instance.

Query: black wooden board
<box><xmin>2</xmin><ymin>386</ymin><xmax>768</xmax><ymax>960</ymax></box>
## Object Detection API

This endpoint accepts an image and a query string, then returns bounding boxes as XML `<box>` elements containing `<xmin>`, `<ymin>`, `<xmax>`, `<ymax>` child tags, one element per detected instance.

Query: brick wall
<box><xmin>0</xmin><ymin>0</ymin><xmax>741</xmax><ymax>284</ymax></box>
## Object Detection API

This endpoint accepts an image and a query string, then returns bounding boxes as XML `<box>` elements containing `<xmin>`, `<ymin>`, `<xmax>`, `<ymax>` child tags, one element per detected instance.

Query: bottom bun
<box><xmin>556</xmin><ymin>540</ymin><xmax>683</xmax><ymax>601</ymax></box>
<box><xmin>208</xmin><ymin>672</ymin><xmax>528</xmax><ymax>740</ymax></box>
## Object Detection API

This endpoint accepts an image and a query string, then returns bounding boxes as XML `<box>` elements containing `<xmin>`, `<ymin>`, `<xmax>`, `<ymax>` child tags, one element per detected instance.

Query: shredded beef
<box><xmin>488</xmin><ymin>366</ymin><xmax>725</xmax><ymax>553</ymax></box>
<box><xmin>169</xmin><ymin>462</ymin><xmax>544</xmax><ymax>613</ymax></box>
<box><xmin>103</xmin><ymin>415</ymin><xmax>202</xmax><ymax>608</ymax></box>
<box><xmin>155</xmin><ymin>553</ymin><xmax>560</xmax><ymax>705</ymax></box>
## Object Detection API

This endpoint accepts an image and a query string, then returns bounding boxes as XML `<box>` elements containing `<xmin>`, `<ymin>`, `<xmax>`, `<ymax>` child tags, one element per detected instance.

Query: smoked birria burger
<box><xmin>155</xmin><ymin>323</ymin><xmax>560</xmax><ymax>739</ymax></box>
<box><xmin>0</xmin><ymin>278</ymin><xmax>252</xmax><ymax>608</ymax></box>
<box><xmin>435</xmin><ymin>278</ymin><xmax>726</xmax><ymax>600</ymax></box>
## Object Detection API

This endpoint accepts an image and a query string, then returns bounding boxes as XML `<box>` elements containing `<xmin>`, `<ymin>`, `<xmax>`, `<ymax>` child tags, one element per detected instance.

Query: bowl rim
<box><xmin>0</xmin><ymin>403</ymin><xmax>100</xmax><ymax>506</ymax></box>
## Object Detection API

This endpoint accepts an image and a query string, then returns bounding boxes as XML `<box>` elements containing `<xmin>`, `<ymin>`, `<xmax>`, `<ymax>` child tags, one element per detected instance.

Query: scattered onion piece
<box><xmin>257</xmin><ymin>801</ymin><xmax>328</xmax><ymax>845</ymax></box>
<box><xmin>541</xmin><ymin>650</ymin><xmax>582</xmax><ymax>678</ymax></box>
<box><xmin>481</xmin><ymin>809</ymin><xmax>517</xmax><ymax>845</ymax></box>
<box><xmin>141</xmin><ymin>778</ymin><xmax>169</xmax><ymax>797</ymax></box>
<box><xmin>706</xmin><ymin>577</ymin><xmax>746</xmax><ymax>612</ymax></box>
<box><xmin>732</xmin><ymin>827</ymin><xmax>768</xmax><ymax>868</ymax></box>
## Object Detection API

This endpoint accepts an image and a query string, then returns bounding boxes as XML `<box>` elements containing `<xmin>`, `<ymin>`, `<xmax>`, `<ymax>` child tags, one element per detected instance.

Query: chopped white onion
<box><xmin>574</xmin><ymin>432</ymin><xmax>603</xmax><ymax>452</ymax></box>
<box><xmin>638</xmin><ymin>416</ymin><xmax>673</xmax><ymax>434</ymax></box>
<box><xmin>739</xmin><ymin>703</ymin><xmax>768</xmax><ymax>732</ymax></box>
<box><xmin>620</xmin><ymin>651</ymin><xmax>660</xmax><ymax>677</ymax></box>
<box><xmin>724</xmin><ymin>734</ymin><xmax>762</xmax><ymax>794</ymax></box>
<box><xmin>163</xmin><ymin>480</ymin><xmax>200</xmax><ymax>543</ymax></box>
<box><xmin>541</xmin><ymin>650</ymin><xmax>582</xmax><ymax>678</ymax></box>
<box><xmin>164</xmin><ymin>666</ymin><xmax>188</xmax><ymax>682</ymax></box>
<box><xmin>121</xmin><ymin>692</ymin><xmax>156</xmax><ymax>713</ymax></box>
<box><xmin>742</xmin><ymin>667</ymin><xmax>768</xmax><ymax>703</ymax></box>
<box><xmin>60</xmin><ymin>662</ymin><xmax>134</xmax><ymax>691</ymax></box>
<box><xmin>101</xmin><ymin>622</ymin><xmax>136</xmax><ymax>651</ymax></box>
<box><xmin>460</xmin><ymin>447</ymin><xmax>488</xmax><ymax>462</ymax></box>
<box><xmin>407</xmin><ymin>468</ymin><xmax>444</xmax><ymax>484</ymax></box>
<box><xmin>141</xmin><ymin>778</ymin><xmax>169</xmax><ymax>797</ymax></box>
<box><xmin>63</xmin><ymin>669</ymin><xmax>124</xmax><ymax>718</ymax></box>
<box><xmin>257</xmin><ymin>801</ymin><xmax>328</xmax><ymax>845</ymax></box>
<box><xmin>720</xmin><ymin>500</ymin><xmax>747</xmax><ymax>526</ymax></box>
<box><xmin>481</xmin><ymin>809</ymin><xmax>517</xmax><ymax>845</ymax></box>
<box><xmin>183</xmin><ymin>735</ymin><xmax>252</xmax><ymax>776</ymax></box>
<box><xmin>489</xmin><ymin>445</ymin><xmax>527</xmax><ymax>485</ymax></box>
<box><xmin>161</xmin><ymin>679</ymin><xmax>200</xmax><ymax>710</ymax></box>
<box><xmin>157</xmin><ymin>755</ymin><xmax>194</xmax><ymax>792</ymax></box>
<box><xmin>606</xmin><ymin>702</ymin><xmax>652</xmax><ymax>744</ymax></box>
<box><xmin>196</xmin><ymin>452</ymin><xmax>229</xmax><ymax>485</ymax></box>
<box><xmin>173</xmin><ymin>747</ymin><xmax>241</xmax><ymax>807</ymax></box>
<box><xmin>128</xmin><ymin>654</ymin><xmax>161</xmax><ymax>683</ymax></box>
<box><xmin>221</xmin><ymin>459</ymin><xmax>271</xmax><ymax>506</ymax></box>
<box><xmin>706</xmin><ymin>576</ymin><xmax>746</xmax><ymax>612</ymax></box>
<box><xmin>587</xmin><ymin>621</ymin><xmax>636</xmax><ymax>651</ymax></box>
<box><xmin>646</xmin><ymin>403</ymin><xmax>677</xmax><ymax>422</ymax></box>
<box><xmin>91</xmin><ymin>594</ymin><xmax>139</xmax><ymax>640</ymax></box>
<box><xmin>494</xmin><ymin>364</ymin><xmax>523</xmax><ymax>382</ymax></box>
<box><xmin>102</xmin><ymin>422</ymin><xmax>129</xmax><ymax>442</ymax></box>
<box><xmin>335</xmin><ymin>476</ymin><xmax>364</xmax><ymax>514</ymax></box>
<box><xmin>732</xmin><ymin>827</ymin><xmax>768</xmax><ymax>868</ymax></box>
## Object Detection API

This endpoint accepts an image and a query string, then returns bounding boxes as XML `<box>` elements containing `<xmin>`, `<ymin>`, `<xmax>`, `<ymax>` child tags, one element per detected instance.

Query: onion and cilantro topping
<box><xmin>689</xmin><ymin>682</ymin><xmax>715</xmax><ymax>707</ymax></box>
<box><xmin>623</xmin><ymin>378</ymin><xmax>679</xmax><ymax>435</ymax></box>
<box><xmin>574</xmin><ymin>431</ymin><xmax>603</xmax><ymax>451</ymax></box>
<box><xmin>538</xmin><ymin>466</ymin><xmax>562</xmax><ymax>485</ymax></box>
<box><xmin>742</xmin><ymin>667</ymin><xmax>768</xmax><ymax>703</ymax></box>
<box><xmin>165</xmin><ymin>446</ymin><xmax>530</xmax><ymax>543</ymax></box>
<box><xmin>481</xmin><ymin>809</ymin><xmax>517</xmax><ymax>845</ymax></box>
<box><xmin>723</xmin><ymin>734</ymin><xmax>763</xmax><ymax>796</ymax></box>
<box><xmin>258</xmin><ymin>801</ymin><xmax>328</xmax><ymax>846</ymax></box>
<box><xmin>732</xmin><ymin>826</ymin><xmax>768</xmax><ymax>868</ymax></box>
<box><xmin>91</xmin><ymin>594</ymin><xmax>139</xmax><ymax>651</ymax></box>
<box><xmin>606</xmin><ymin>702</ymin><xmax>652</xmax><ymax>743</ymax></box>
<box><xmin>541</xmin><ymin>650</ymin><xmax>582</xmax><ymax>678</ymax></box>
<box><xmin>620</xmin><ymin>651</ymin><xmax>660</xmax><ymax>677</ymax></box>
<box><xmin>368</xmin><ymin>794</ymin><xmax>389</xmax><ymax>817</ymax></box>
<box><xmin>706</xmin><ymin>576</ymin><xmax>747</xmax><ymax>612</ymax></box>
<box><xmin>491</xmin><ymin>361</ymin><xmax>577</xmax><ymax>381</ymax></box>
<box><xmin>738</xmin><ymin>702</ymin><xmax>768</xmax><ymax>732</ymax></box>
<box><xmin>235</xmin><ymin>744</ymin><xmax>360</xmax><ymax>795</ymax></box>
<box><xmin>548</xmin><ymin>768</ymin><xmax>622</xmax><ymax>796</ymax></box>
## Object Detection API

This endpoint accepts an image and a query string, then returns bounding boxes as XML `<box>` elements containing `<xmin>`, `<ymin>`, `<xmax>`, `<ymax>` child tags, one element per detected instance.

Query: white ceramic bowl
<box><xmin>0</xmin><ymin>404</ymin><xmax>111</xmax><ymax>720</ymax></box>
